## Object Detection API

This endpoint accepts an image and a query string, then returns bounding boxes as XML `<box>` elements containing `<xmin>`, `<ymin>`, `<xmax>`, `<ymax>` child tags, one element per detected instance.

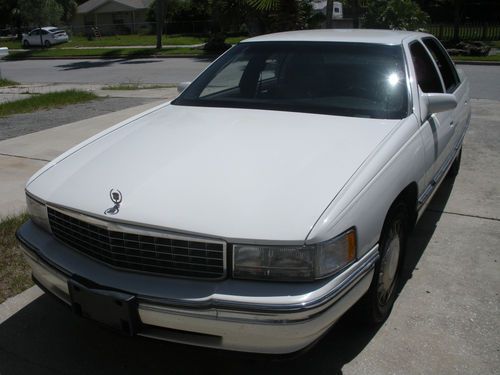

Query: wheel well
<box><xmin>389</xmin><ymin>182</ymin><xmax>418</xmax><ymax>232</ymax></box>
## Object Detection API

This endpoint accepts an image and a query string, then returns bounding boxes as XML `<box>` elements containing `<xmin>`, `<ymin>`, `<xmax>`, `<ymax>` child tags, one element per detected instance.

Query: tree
<box><xmin>18</xmin><ymin>0</ymin><xmax>64</xmax><ymax>26</ymax></box>
<box><xmin>363</xmin><ymin>0</ymin><xmax>430</xmax><ymax>30</ymax></box>
<box><xmin>56</xmin><ymin>0</ymin><xmax>78</xmax><ymax>24</ymax></box>
<box><xmin>246</xmin><ymin>0</ymin><xmax>313</xmax><ymax>33</ymax></box>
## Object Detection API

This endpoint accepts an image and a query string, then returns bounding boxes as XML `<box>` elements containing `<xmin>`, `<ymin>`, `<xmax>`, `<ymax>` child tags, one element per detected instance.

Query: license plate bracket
<box><xmin>68</xmin><ymin>280</ymin><xmax>139</xmax><ymax>336</ymax></box>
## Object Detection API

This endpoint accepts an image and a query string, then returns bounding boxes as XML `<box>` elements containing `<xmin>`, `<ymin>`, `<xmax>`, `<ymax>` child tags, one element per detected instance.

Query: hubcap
<box><xmin>377</xmin><ymin>222</ymin><xmax>401</xmax><ymax>305</ymax></box>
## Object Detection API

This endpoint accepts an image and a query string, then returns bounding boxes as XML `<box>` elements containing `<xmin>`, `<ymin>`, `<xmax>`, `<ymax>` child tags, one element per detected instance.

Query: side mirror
<box><xmin>420</xmin><ymin>90</ymin><xmax>458</xmax><ymax>121</ymax></box>
<box><xmin>177</xmin><ymin>81</ymin><xmax>191</xmax><ymax>94</ymax></box>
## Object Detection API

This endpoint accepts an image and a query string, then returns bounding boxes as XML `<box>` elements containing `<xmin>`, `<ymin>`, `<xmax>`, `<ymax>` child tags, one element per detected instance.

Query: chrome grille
<box><xmin>47</xmin><ymin>208</ymin><xmax>225</xmax><ymax>279</ymax></box>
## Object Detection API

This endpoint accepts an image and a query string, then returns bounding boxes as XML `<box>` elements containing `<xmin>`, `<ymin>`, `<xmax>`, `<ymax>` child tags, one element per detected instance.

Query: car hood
<box><xmin>28</xmin><ymin>105</ymin><xmax>399</xmax><ymax>242</ymax></box>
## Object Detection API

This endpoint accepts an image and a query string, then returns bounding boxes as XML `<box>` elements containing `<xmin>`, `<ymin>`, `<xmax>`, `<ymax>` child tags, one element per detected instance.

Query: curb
<box><xmin>454</xmin><ymin>60</ymin><xmax>500</xmax><ymax>66</ymax></box>
<box><xmin>0</xmin><ymin>285</ymin><xmax>43</xmax><ymax>325</ymax></box>
<box><xmin>2</xmin><ymin>54</ymin><xmax>216</xmax><ymax>61</ymax></box>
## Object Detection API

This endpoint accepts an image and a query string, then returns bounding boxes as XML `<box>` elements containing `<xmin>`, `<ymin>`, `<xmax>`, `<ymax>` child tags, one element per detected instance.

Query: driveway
<box><xmin>0</xmin><ymin>97</ymin><xmax>498</xmax><ymax>374</ymax></box>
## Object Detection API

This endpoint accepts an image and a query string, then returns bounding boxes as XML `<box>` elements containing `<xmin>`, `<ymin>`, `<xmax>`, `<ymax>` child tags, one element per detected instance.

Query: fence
<box><xmin>428</xmin><ymin>24</ymin><xmax>500</xmax><ymax>41</ymax></box>
<box><xmin>69</xmin><ymin>21</ymin><xmax>213</xmax><ymax>37</ymax></box>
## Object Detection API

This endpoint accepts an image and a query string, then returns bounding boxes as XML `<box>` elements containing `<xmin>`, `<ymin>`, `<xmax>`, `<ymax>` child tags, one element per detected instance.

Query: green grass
<box><xmin>102</xmin><ymin>83</ymin><xmax>176</xmax><ymax>90</ymax></box>
<box><xmin>226</xmin><ymin>36</ymin><xmax>248</xmax><ymax>44</ymax></box>
<box><xmin>0</xmin><ymin>78</ymin><xmax>18</xmax><ymax>87</ymax></box>
<box><xmin>0</xmin><ymin>90</ymin><xmax>99</xmax><ymax>117</ymax></box>
<box><xmin>0</xmin><ymin>213</ymin><xmax>33</xmax><ymax>304</ymax></box>
<box><xmin>6</xmin><ymin>47</ymin><xmax>204</xmax><ymax>60</ymax></box>
<box><xmin>64</xmin><ymin>34</ymin><xmax>206</xmax><ymax>47</ymax></box>
<box><xmin>0</xmin><ymin>34</ymin><xmax>207</xmax><ymax>49</ymax></box>
<box><xmin>452</xmin><ymin>54</ymin><xmax>500</xmax><ymax>62</ymax></box>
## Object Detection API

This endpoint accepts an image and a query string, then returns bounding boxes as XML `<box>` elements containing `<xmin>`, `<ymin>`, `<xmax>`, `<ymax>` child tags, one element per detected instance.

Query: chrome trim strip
<box><xmin>18</xmin><ymin>224</ymin><xmax>378</xmax><ymax>316</ymax></box>
<box><xmin>46</xmin><ymin>205</ymin><xmax>228</xmax><ymax>279</ymax></box>
<box><xmin>141</xmin><ymin>244</ymin><xmax>379</xmax><ymax>314</ymax></box>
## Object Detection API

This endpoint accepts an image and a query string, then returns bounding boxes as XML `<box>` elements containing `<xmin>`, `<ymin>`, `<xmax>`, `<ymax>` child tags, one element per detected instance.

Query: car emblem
<box><xmin>104</xmin><ymin>189</ymin><xmax>122</xmax><ymax>215</ymax></box>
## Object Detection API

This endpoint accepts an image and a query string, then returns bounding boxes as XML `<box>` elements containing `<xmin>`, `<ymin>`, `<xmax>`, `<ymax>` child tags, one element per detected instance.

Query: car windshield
<box><xmin>173</xmin><ymin>42</ymin><xmax>409</xmax><ymax>119</ymax></box>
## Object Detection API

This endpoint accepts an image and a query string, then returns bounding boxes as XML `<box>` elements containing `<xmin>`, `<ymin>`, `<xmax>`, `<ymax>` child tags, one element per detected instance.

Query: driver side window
<box><xmin>409</xmin><ymin>41</ymin><xmax>444</xmax><ymax>93</ymax></box>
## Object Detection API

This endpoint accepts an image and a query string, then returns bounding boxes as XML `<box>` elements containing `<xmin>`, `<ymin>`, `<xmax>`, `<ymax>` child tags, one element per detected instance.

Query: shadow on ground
<box><xmin>55</xmin><ymin>58</ymin><xmax>124</xmax><ymax>71</ymax></box>
<box><xmin>0</xmin><ymin>179</ymin><xmax>455</xmax><ymax>375</ymax></box>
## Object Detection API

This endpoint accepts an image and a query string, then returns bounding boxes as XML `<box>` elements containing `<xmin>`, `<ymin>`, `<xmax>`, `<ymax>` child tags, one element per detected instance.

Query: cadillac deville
<box><xmin>17</xmin><ymin>30</ymin><xmax>470</xmax><ymax>354</ymax></box>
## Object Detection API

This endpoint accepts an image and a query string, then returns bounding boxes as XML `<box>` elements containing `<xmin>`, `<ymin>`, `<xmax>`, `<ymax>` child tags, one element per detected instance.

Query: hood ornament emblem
<box><xmin>104</xmin><ymin>189</ymin><xmax>122</xmax><ymax>215</ymax></box>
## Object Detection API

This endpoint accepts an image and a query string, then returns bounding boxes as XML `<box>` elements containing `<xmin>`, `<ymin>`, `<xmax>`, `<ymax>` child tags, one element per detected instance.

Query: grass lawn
<box><xmin>0</xmin><ymin>34</ymin><xmax>249</xmax><ymax>50</ymax></box>
<box><xmin>226</xmin><ymin>36</ymin><xmax>248</xmax><ymax>44</ymax></box>
<box><xmin>6</xmin><ymin>47</ymin><xmax>204</xmax><ymax>60</ymax></box>
<box><xmin>452</xmin><ymin>54</ymin><xmax>500</xmax><ymax>62</ymax></box>
<box><xmin>0</xmin><ymin>90</ymin><xmax>98</xmax><ymax>117</ymax></box>
<box><xmin>63</xmin><ymin>34</ymin><xmax>207</xmax><ymax>47</ymax></box>
<box><xmin>0</xmin><ymin>78</ymin><xmax>18</xmax><ymax>87</ymax></box>
<box><xmin>0</xmin><ymin>214</ymin><xmax>32</xmax><ymax>304</ymax></box>
<box><xmin>0</xmin><ymin>34</ymin><xmax>207</xmax><ymax>49</ymax></box>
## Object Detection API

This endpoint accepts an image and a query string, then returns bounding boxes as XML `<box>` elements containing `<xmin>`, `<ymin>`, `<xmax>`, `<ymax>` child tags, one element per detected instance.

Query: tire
<box><xmin>447</xmin><ymin>148</ymin><xmax>462</xmax><ymax>179</ymax></box>
<box><xmin>359</xmin><ymin>202</ymin><xmax>408</xmax><ymax>324</ymax></box>
<box><xmin>44</xmin><ymin>40</ymin><xmax>51</xmax><ymax>48</ymax></box>
<box><xmin>23</xmin><ymin>39</ymin><xmax>29</xmax><ymax>48</ymax></box>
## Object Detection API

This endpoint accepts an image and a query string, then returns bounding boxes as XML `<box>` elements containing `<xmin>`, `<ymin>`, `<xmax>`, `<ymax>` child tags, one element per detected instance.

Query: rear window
<box><xmin>173</xmin><ymin>42</ymin><xmax>408</xmax><ymax>119</ymax></box>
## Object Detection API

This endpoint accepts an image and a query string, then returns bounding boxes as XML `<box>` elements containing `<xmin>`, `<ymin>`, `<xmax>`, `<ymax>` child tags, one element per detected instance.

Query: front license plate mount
<box><xmin>68</xmin><ymin>279</ymin><xmax>139</xmax><ymax>336</ymax></box>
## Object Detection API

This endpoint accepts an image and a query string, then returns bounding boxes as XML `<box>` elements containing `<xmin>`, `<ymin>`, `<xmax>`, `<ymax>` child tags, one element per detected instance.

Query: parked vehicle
<box><xmin>22</xmin><ymin>27</ymin><xmax>69</xmax><ymax>47</ymax></box>
<box><xmin>18</xmin><ymin>29</ymin><xmax>470</xmax><ymax>354</ymax></box>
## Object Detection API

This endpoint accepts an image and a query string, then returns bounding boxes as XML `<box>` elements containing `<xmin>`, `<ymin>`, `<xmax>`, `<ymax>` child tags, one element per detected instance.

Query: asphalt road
<box><xmin>0</xmin><ymin>98</ymin><xmax>498</xmax><ymax>374</ymax></box>
<box><xmin>0</xmin><ymin>58</ymin><xmax>212</xmax><ymax>86</ymax></box>
<box><xmin>1</xmin><ymin>58</ymin><xmax>499</xmax><ymax>100</ymax></box>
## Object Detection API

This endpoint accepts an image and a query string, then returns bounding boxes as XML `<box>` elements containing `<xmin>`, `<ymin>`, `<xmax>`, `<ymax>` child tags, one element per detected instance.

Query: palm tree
<box><xmin>247</xmin><ymin>0</ymin><xmax>280</xmax><ymax>10</ymax></box>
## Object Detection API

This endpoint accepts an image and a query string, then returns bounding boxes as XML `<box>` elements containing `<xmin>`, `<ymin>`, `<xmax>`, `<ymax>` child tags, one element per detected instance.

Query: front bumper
<box><xmin>17</xmin><ymin>221</ymin><xmax>378</xmax><ymax>354</ymax></box>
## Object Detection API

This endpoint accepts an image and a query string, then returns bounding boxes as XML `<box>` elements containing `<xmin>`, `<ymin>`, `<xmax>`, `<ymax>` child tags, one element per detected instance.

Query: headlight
<box><xmin>26</xmin><ymin>192</ymin><xmax>51</xmax><ymax>233</ymax></box>
<box><xmin>233</xmin><ymin>229</ymin><xmax>356</xmax><ymax>281</ymax></box>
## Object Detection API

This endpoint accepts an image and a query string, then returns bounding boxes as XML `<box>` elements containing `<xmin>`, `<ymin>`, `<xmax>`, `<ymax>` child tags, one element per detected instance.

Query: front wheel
<box><xmin>359</xmin><ymin>202</ymin><xmax>408</xmax><ymax>324</ymax></box>
<box><xmin>44</xmin><ymin>40</ymin><xmax>51</xmax><ymax>48</ymax></box>
<box><xmin>23</xmin><ymin>39</ymin><xmax>29</xmax><ymax>48</ymax></box>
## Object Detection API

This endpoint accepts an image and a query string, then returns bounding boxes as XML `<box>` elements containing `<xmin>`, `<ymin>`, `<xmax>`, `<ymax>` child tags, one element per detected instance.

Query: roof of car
<box><xmin>242</xmin><ymin>29</ymin><xmax>430</xmax><ymax>45</ymax></box>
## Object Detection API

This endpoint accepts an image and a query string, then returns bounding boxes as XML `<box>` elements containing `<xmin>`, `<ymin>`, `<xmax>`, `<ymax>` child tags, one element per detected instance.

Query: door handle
<box><xmin>450</xmin><ymin>120</ymin><xmax>455</xmax><ymax>127</ymax></box>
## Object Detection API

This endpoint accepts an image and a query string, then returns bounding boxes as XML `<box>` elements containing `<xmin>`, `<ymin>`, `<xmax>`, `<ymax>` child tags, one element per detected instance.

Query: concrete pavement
<box><xmin>0</xmin><ymin>98</ymin><xmax>498</xmax><ymax>374</ymax></box>
<box><xmin>0</xmin><ymin>100</ymin><xmax>163</xmax><ymax>218</ymax></box>
<box><xmin>0</xmin><ymin>82</ymin><xmax>177</xmax><ymax>104</ymax></box>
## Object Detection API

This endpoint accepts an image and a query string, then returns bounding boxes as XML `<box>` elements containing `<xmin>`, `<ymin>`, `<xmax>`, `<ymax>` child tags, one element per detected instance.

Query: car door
<box><xmin>28</xmin><ymin>29</ymin><xmax>40</xmax><ymax>45</ymax></box>
<box><xmin>40</xmin><ymin>29</ymin><xmax>50</xmax><ymax>44</ymax></box>
<box><xmin>422</xmin><ymin>37</ymin><xmax>469</xmax><ymax>155</ymax></box>
<box><xmin>409</xmin><ymin>40</ymin><xmax>456</xmax><ymax>190</ymax></box>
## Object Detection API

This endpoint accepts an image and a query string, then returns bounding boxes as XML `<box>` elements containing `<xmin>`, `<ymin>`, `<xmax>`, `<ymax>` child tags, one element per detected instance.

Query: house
<box><xmin>72</xmin><ymin>0</ymin><xmax>154</xmax><ymax>35</ymax></box>
<box><xmin>312</xmin><ymin>0</ymin><xmax>344</xmax><ymax>19</ymax></box>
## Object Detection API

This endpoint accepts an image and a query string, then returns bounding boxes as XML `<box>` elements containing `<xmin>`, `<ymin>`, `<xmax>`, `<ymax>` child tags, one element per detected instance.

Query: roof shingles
<box><xmin>77</xmin><ymin>0</ymin><xmax>153</xmax><ymax>14</ymax></box>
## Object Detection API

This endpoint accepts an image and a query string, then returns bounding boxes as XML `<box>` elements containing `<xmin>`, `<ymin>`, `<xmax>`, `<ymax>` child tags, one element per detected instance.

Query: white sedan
<box><xmin>18</xmin><ymin>29</ymin><xmax>470</xmax><ymax>354</ymax></box>
<box><xmin>22</xmin><ymin>27</ymin><xmax>69</xmax><ymax>48</ymax></box>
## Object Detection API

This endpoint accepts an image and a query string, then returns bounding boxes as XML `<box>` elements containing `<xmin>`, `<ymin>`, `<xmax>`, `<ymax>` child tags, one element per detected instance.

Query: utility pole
<box><xmin>155</xmin><ymin>0</ymin><xmax>164</xmax><ymax>49</ymax></box>
<box><xmin>326</xmin><ymin>0</ymin><xmax>333</xmax><ymax>29</ymax></box>
<box><xmin>352</xmin><ymin>0</ymin><xmax>359</xmax><ymax>28</ymax></box>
